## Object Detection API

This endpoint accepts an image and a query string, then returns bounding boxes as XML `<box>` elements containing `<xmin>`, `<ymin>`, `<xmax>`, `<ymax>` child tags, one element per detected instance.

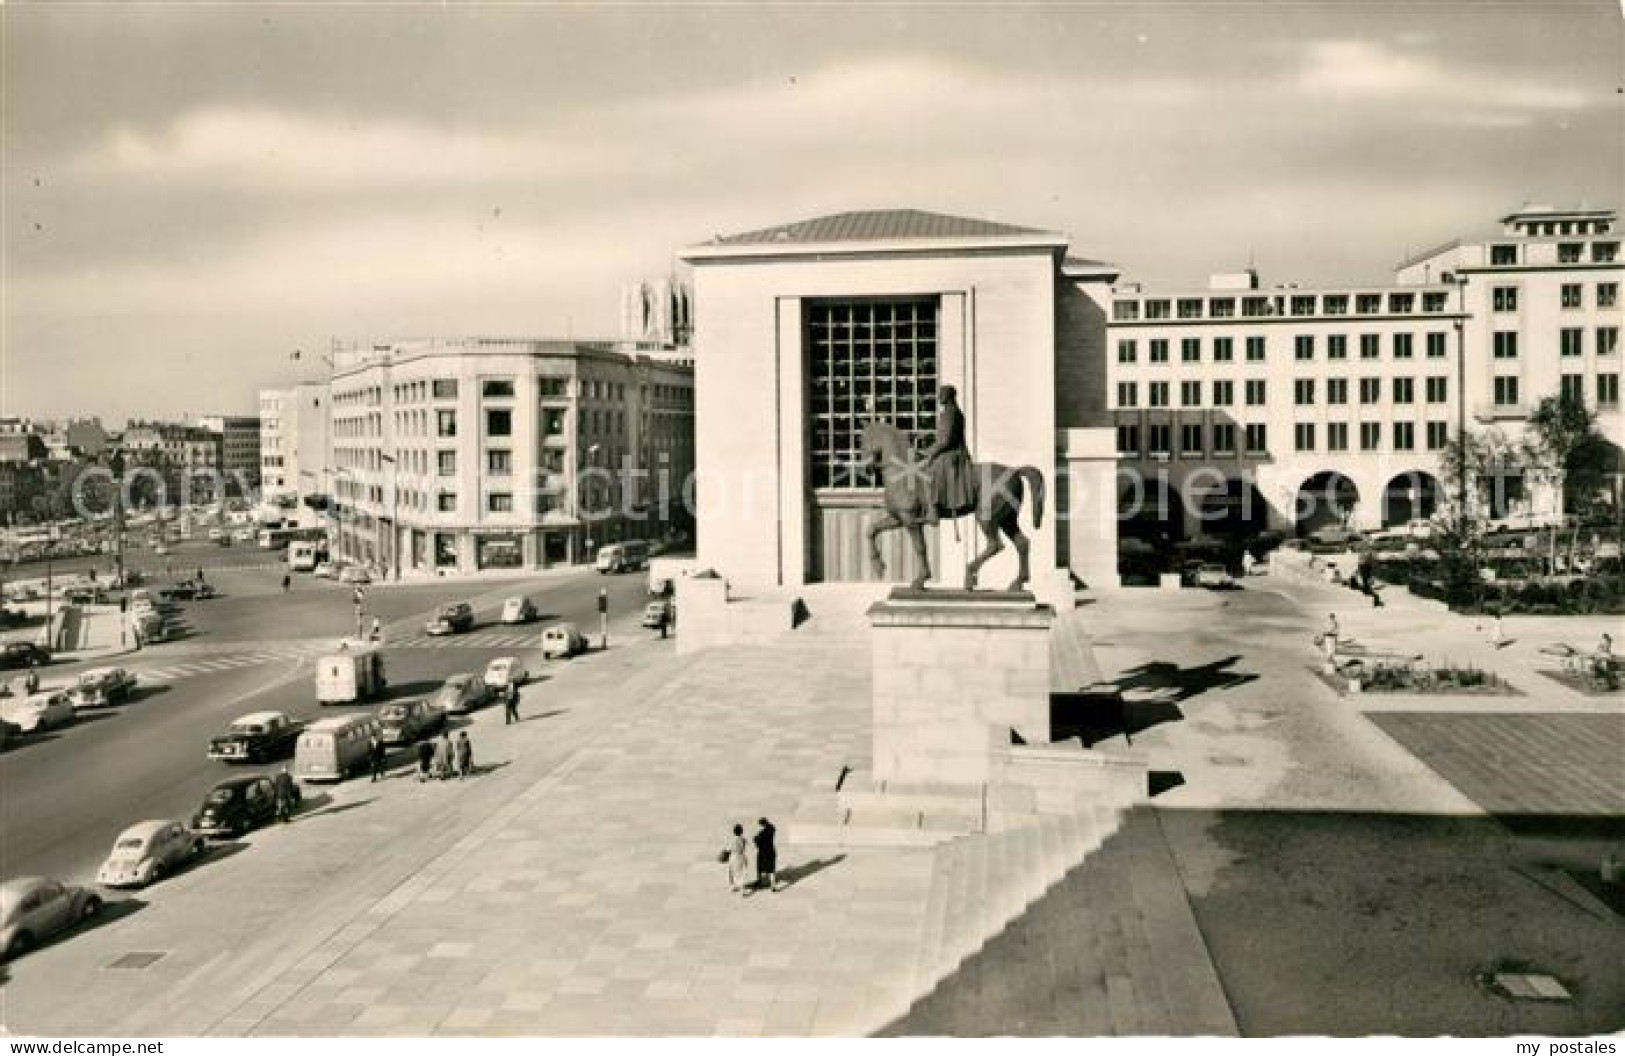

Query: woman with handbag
<box><xmin>724</xmin><ymin>823</ymin><xmax>750</xmax><ymax>893</ymax></box>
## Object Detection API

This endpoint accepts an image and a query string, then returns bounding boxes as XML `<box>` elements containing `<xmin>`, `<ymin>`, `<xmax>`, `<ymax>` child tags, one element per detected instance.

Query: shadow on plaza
<box><xmin>1</xmin><ymin>897</ymin><xmax>149</xmax><ymax>970</ymax></box>
<box><xmin>882</xmin><ymin>804</ymin><xmax>1625</xmax><ymax>1038</ymax></box>
<box><xmin>776</xmin><ymin>854</ymin><xmax>847</xmax><ymax>889</ymax></box>
<box><xmin>1049</xmin><ymin>655</ymin><xmax>1257</xmax><ymax>749</ymax></box>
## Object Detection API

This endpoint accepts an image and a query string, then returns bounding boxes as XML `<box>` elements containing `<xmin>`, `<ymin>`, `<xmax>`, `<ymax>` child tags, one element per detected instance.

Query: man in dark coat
<box><xmin>368</xmin><ymin>733</ymin><xmax>387</xmax><ymax>782</ymax></box>
<box><xmin>503</xmin><ymin>681</ymin><xmax>520</xmax><ymax>724</ymax></box>
<box><xmin>924</xmin><ymin>385</ymin><xmax>973</xmax><ymax>520</ymax></box>
<box><xmin>752</xmin><ymin>818</ymin><xmax>779</xmax><ymax>893</ymax></box>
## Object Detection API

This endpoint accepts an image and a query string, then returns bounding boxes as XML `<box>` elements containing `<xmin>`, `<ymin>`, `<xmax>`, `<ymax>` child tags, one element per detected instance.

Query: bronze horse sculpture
<box><xmin>859</xmin><ymin>419</ymin><xmax>1045</xmax><ymax>592</ymax></box>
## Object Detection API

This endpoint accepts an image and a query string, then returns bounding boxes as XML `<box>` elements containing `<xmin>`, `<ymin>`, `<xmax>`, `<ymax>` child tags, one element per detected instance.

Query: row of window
<box><xmin>1115</xmin><ymin>376</ymin><xmax>1452</xmax><ymax>409</ymax></box>
<box><xmin>1117</xmin><ymin>420</ymin><xmax>1452</xmax><ymax>458</ymax></box>
<box><xmin>1113</xmin><ymin>290</ymin><xmax>1453</xmax><ymax>323</ymax></box>
<box><xmin>1489</xmin><ymin>241</ymin><xmax>1619</xmax><ymax>266</ymax></box>
<box><xmin>1116</xmin><ymin>332</ymin><xmax>1451</xmax><ymax>364</ymax></box>
<box><xmin>1492</xmin><ymin>282</ymin><xmax>1617</xmax><ymax>312</ymax></box>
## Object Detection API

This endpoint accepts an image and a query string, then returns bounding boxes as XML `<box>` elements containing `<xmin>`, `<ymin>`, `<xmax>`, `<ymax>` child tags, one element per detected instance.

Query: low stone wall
<box><xmin>986</xmin><ymin>742</ymin><xmax>1147</xmax><ymax>830</ymax></box>
<box><xmin>674</xmin><ymin>575</ymin><xmax>802</xmax><ymax>656</ymax></box>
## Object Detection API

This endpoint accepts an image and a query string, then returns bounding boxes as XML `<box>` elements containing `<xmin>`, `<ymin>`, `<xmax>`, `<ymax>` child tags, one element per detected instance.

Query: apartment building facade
<box><xmin>259</xmin><ymin>382</ymin><xmax>332</xmax><ymax>522</ymax></box>
<box><xmin>194</xmin><ymin>414</ymin><xmax>261</xmax><ymax>493</ymax></box>
<box><xmin>1107</xmin><ymin>205</ymin><xmax>1622</xmax><ymax>538</ymax></box>
<box><xmin>328</xmin><ymin>338</ymin><xmax>693</xmax><ymax>575</ymax></box>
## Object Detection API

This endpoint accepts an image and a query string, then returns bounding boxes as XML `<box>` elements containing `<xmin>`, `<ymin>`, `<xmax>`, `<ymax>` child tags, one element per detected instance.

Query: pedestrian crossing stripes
<box><xmin>134</xmin><ymin>645</ymin><xmax>325</xmax><ymax>683</ymax></box>
<box><xmin>392</xmin><ymin>631</ymin><xmax>544</xmax><ymax>650</ymax></box>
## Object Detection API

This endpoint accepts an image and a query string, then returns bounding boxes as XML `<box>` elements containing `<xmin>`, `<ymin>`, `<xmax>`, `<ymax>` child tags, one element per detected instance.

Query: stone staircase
<box><xmin>790</xmin><ymin>768</ymin><xmax>984</xmax><ymax>848</ymax></box>
<box><xmin>884</xmin><ymin>808</ymin><xmax>1238</xmax><ymax>1036</ymax></box>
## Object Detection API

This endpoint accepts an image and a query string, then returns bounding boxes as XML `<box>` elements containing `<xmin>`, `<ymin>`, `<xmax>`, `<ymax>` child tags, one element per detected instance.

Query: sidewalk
<box><xmin>3</xmin><ymin>601</ymin><xmax>927</xmax><ymax>1036</ymax></box>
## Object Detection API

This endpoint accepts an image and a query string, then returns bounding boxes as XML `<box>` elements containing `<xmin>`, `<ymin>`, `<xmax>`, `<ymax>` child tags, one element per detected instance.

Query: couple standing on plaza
<box><xmin>723</xmin><ymin>818</ymin><xmax>779</xmax><ymax>895</ymax></box>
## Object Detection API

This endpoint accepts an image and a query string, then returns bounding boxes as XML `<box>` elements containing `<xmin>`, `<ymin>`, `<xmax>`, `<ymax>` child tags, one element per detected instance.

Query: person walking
<box><xmin>455</xmin><ymin>730</ymin><xmax>473</xmax><ymax>780</ymax></box>
<box><xmin>281</xmin><ymin>573</ymin><xmax>291</xmax><ymax>593</ymax></box>
<box><xmin>1320</xmin><ymin>613</ymin><xmax>1340</xmax><ymax>663</ymax></box>
<box><xmin>369</xmin><ymin>616</ymin><xmax>382</xmax><ymax>643</ymax></box>
<box><xmin>368</xmin><ymin>732</ymin><xmax>387</xmax><ymax>782</ymax></box>
<box><xmin>416</xmin><ymin>738</ymin><xmax>435</xmax><ymax>782</ymax></box>
<box><xmin>24</xmin><ymin>661</ymin><xmax>40</xmax><ymax>696</ymax></box>
<box><xmin>433</xmin><ymin>730</ymin><xmax>454</xmax><ymax>781</ymax></box>
<box><xmin>274</xmin><ymin>767</ymin><xmax>298</xmax><ymax>823</ymax></box>
<box><xmin>724</xmin><ymin>823</ymin><xmax>751</xmax><ymax>894</ymax></box>
<box><xmin>504</xmin><ymin>681</ymin><xmax>520</xmax><ymax>724</ymax></box>
<box><xmin>753</xmin><ymin>818</ymin><xmax>779</xmax><ymax>893</ymax></box>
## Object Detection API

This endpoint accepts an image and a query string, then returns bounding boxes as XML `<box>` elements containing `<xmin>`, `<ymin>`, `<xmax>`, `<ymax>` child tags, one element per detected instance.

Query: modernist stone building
<box><xmin>679</xmin><ymin>209</ymin><xmax>1121</xmax><ymax>596</ymax></box>
<box><xmin>1107</xmin><ymin>204</ymin><xmax>1623</xmax><ymax>538</ymax></box>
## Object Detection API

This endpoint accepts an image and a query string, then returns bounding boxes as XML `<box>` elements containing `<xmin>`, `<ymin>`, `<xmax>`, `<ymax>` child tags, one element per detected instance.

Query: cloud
<box><xmin>83</xmin><ymin>106</ymin><xmax>642</xmax><ymax>192</ymax></box>
<box><xmin>1298</xmin><ymin>38</ymin><xmax>1591</xmax><ymax>116</ymax></box>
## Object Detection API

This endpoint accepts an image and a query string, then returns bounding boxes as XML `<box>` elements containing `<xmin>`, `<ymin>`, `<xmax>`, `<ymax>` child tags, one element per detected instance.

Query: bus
<box><xmin>258</xmin><ymin>526</ymin><xmax>327</xmax><ymax>551</ymax></box>
<box><xmin>595</xmin><ymin>539</ymin><xmax>650</xmax><ymax>574</ymax></box>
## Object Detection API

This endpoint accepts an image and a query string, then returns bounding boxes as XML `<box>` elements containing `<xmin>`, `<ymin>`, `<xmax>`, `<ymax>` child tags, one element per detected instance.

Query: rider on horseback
<box><xmin>924</xmin><ymin>385</ymin><xmax>974</xmax><ymax>521</ymax></box>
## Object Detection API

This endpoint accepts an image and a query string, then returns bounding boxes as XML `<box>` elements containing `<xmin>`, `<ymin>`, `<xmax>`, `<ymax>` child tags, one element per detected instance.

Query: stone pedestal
<box><xmin>868</xmin><ymin>588</ymin><xmax>1054</xmax><ymax>785</ymax></box>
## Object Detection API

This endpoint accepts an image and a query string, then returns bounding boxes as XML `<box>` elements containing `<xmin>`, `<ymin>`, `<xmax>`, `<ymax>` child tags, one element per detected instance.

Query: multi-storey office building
<box><xmin>259</xmin><ymin>382</ymin><xmax>332</xmax><ymax>523</ymax></box>
<box><xmin>194</xmin><ymin>414</ymin><xmax>261</xmax><ymax>494</ymax></box>
<box><xmin>1107</xmin><ymin>205</ymin><xmax>1622</xmax><ymax>537</ymax></box>
<box><xmin>328</xmin><ymin>338</ymin><xmax>693</xmax><ymax>575</ymax></box>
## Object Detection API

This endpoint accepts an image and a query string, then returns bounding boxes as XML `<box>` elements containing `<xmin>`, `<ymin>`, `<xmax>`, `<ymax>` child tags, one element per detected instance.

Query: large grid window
<box><xmin>807</xmin><ymin>299</ymin><xmax>938</xmax><ymax>489</ymax></box>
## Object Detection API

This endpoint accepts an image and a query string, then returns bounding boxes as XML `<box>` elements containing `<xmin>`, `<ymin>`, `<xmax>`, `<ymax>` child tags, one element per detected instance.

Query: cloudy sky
<box><xmin>3</xmin><ymin>2</ymin><xmax>1620</xmax><ymax>423</ymax></box>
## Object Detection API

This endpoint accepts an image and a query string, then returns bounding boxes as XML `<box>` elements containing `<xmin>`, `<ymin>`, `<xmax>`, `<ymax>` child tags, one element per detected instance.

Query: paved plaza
<box><xmin>2</xmin><ymin>572</ymin><xmax>1620</xmax><ymax>1036</ymax></box>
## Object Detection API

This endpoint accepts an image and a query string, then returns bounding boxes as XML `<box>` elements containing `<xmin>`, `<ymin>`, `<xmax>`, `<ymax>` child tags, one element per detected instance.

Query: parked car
<box><xmin>153</xmin><ymin>544</ymin><xmax>170</xmax><ymax>556</ymax></box>
<box><xmin>483</xmin><ymin>655</ymin><xmax>529</xmax><ymax>689</ymax></box>
<box><xmin>641</xmin><ymin>599</ymin><xmax>674</xmax><ymax>628</ymax></box>
<box><xmin>70</xmin><ymin>667</ymin><xmax>138</xmax><ymax>710</ymax></box>
<box><xmin>0</xmin><ymin>717</ymin><xmax>22</xmax><ymax>750</ymax></box>
<box><xmin>62</xmin><ymin>586</ymin><xmax>105</xmax><ymax>605</ymax></box>
<box><xmin>540</xmin><ymin>622</ymin><xmax>585</xmax><ymax>659</ymax></box>
<box><xmin>1</xmin><ymin>691</ymin><xmax>75</xmax><ymax>733</ymax></box>
<box><xmin>191</xmin><ymin>775</ymin><xmax>288</xmax><ymax>839</ymax></box>
<box><xmin>376</xmin><ymin>697</ymin><xmax>446</xmax><ymax>746</ymax></box>
<box><xmin>1</xmin><ymin>877</ymin><xmax>103</xmax><ymax>959</ymax></box>
<box><xmin>0</xmin><ymin>642</ymin><xmax>50</xmax><ymax>670</ymax></box>
<box><xmin>208</xmin><ymin>710</ymin><xmax>305</xmax><ymax>762</ymax></box>
<box><xmin>425</xmin><ymin>602</ymin><xmax>475</xmax><ymax>636</ymax></box>
<box><xmin>338</xmin><ymin>565</ymin><xmax>371</xmax><ymax>585</ymax></box>
<box><xmin>207</xmin><ymin>527</ymin><xmax>224</xmax><ymax>541</ymax></box>
<box><xmin>429</xmin><ymin>673</ymin><xmax>490</xmax><ymax>715</ymax></box>
<box><xmin>1193</xmin><ymin>563</ymin><xmax>1234</xmax><ymax>589</ymax></box>
<box><xmin>1307</xmin><ymin>525</ymin><xmax>1359</xmax><ymax>548</ymax></box>
<box><xmin>95</xmin><ymin>820</ymin><xmax>206</xmax><ymax>888</ymax></box>
<box><xmin>312</xmin><ymin>561</ymin><xmax>336</xmax><ymax>579</ymax></box>
<box><xmin>500</xmin><ymin>596</ymin><xmax>537</xmax><ymax>624</ymax></box>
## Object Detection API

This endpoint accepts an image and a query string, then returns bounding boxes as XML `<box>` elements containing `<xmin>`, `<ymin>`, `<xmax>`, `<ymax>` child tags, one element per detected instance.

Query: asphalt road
<box><xmin>0</xmin><ymin>561</ymin><xmax>654</xmax><ymax>886</ymax></box>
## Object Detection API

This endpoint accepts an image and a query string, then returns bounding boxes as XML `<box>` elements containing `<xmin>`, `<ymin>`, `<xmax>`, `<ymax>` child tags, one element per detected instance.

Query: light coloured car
<box><xmin>429</xmin><ymin>673</ymin><xmax>490</xmax><ymax>715</ymax></box>
<box><xmin>70</xmin><ymin>667</ymin><xmax>138</xmax><ymax>709</ymax></box>
<box><xmin>95</xmin><ymin>820</ymin><xmax>205</xmax><ymax>888</ymax></box>
<box><xmin>483</xmin><ymin>655</ymin><xmax>529</xmax><ymax>689</ymax></box>
<box><xmin>1</xmin><ymin>877</ymin><xmax>103</xmax><ymax>959</ymax></box>
<box><xmin>313</xmin><ymin>561</ymin><xmax>336</xmax><ymax>579</ymax></box>
<box><xmin>1193</xmin><ymin>563</ymin><xmax>1234</xmax><ymax>589</ymax></box>
<box><xmin>1</xmin><ymin>691</ymin><xmax>75</xmax><ymax>733</ymax></box>
<box><xmin>338</xmin><ymin>565</ymin><xmax>371</xmax><ymax>585</ymax></box>
<box><xmin>540</xmin><ymin>622</ymin><xmax>586</xmax><ymax>660</ymax></box>
<box><xmin>500</xmin><ymin>596</ymin><xmax>537</xmax><ymax>625</ymax></box>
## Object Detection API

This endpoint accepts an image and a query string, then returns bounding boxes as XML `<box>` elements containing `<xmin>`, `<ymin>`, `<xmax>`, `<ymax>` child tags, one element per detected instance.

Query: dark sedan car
<box><xmin>0</xmin><ymin>642</ymin><xmax>50</xmax><ymax>670</ymax></box>
<box><xmin>425</xmin><ymin>602</ymin><xmax>475</xmax><ymax>636</ymax></box>
<box><xmin>190</xmin><ymin>775</ymin><xmax>292</xmax><ymax>839</ymax></box>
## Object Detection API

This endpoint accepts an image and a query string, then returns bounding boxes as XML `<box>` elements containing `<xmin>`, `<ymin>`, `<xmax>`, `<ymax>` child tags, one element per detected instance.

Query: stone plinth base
<box><xmin>869</xmin><ymin>588</ymin><xmax>1053</xmax><ymax>785</ymax></box>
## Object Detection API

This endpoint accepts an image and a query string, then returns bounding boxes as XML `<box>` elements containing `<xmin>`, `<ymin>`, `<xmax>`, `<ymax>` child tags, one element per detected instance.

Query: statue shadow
<box><xmin>1112</xmin><ymin>656</ymin><xmax>1257</xmax><ymax>703</ymax></box>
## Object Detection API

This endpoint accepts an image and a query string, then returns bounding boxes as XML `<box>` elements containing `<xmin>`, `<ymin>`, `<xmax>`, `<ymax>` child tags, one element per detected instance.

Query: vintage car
<box><xmin>1</xmin><ymin>691</ymin><xmax>75</xmax><ymax>734</ymax></box>
<box><xmin>337</xmin><ymin>565</ymin><xmax>371</xmax><ymax>585</ymax></box>
<box><xmin>62</xmin><ymin>585</ymin><xmax>106</xmax><ymax>605</ymax></box>
<box><xmin>425</xmin><ymin>602</ymin><xmax>475</xmax><ymax>636</ymax></box>
<box><xmin>70</xmin><ymin>667</ymin><xmax>138</xmax><ymax>710</ymax></box>
<box><xmin>95</xmin><ymin>820</ymin><xmax>206</xmax><ymax>888</ymax></box>
<box><xmin>540</xmin><ymin>622</ymin><xmax>586</xmax><ymax>660</ymax></box>
<box><xmin>429</xmin><ymin>673</ymin><xmax>490</xmax><ymax>715</ymax></box>
<box><xmin>641</xmin><ymin>599</ymin><xmax>674</xmax><ymax>628</ymax></box>
<box><xmin>312</xmin><ymin>561</ymin><xmax>336</xmax><ymax>579</ymax></box>
<box><xmin>499</xmin><ymin>596</ymin><xmax>538</xmax><ymax>625</ymax></box>
<box><xmin>483</xmin><ymin>655</ymin><xmax>529</xmax><ymax>689</ymax></box>
<box><xmin>0</xmin><ymin>717</ymin><xmax>22</xmax><ymax>750</ymax></box>
<box><xmin>0</xmin><ymin>641</ymin><xmax>51</xmax><ymax>670</ymax></box>
<box><xmin>1193</xmin><ymin>563</ymin><xmax>1235</xmax><ymax>589</ymax></box>
<box><xmin>208</xmin><ymin>711</ymin><xmax>306</xmax><ymax>763</ymax></box>
<box><xmin>191</xmin><ymin>775</ymin><xmax>291</xmax><ymax>839</ymax></box>
<box><xmin>1</xmin><ymin>877</ymin><xmax>103</xmax><ymax>959</ymax></box>
<box><xmin>376</xmin><ymin>697</ymin><xmax>446</xmax><ymax>746</ymax></box>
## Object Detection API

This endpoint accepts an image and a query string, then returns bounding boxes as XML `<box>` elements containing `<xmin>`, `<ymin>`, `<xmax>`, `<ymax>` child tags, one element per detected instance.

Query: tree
<box><xmin>1526</xmin><ymin>393</ymin><xmax>1612</xmax><ymax>570</ymax></box>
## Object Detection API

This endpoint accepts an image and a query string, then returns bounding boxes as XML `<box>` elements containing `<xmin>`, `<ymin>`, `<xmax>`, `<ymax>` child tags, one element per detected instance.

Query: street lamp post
<box><xmin>378</xmin><ymin>453</ymin><xmax>399</xmax><ymax>581</ymax></box>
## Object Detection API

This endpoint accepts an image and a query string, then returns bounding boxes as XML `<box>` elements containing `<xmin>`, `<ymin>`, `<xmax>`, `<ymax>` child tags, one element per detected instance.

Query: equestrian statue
<box><xmin>860</xmin><ymin>385</ymin><xmax>1045</xmax><ymax>593</ymax></box>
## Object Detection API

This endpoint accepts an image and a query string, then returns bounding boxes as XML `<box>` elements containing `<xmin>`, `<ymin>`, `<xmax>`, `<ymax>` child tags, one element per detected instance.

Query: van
<box><xmin>315</xmin><ymin>642</ymin><xmax>387</xmax><ymax>704</ymax></box>
<box><xmin>293</xmin><ymin>714</ymin><xmax>380</xmax><ymax>782</ymax></box>
<box><xmin>595</xmin><ymin>540</ymin><xmax>649</xmax><ymax>574</ymax></box>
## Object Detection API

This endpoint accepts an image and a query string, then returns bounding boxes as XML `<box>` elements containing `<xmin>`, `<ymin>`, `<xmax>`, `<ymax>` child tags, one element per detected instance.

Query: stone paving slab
<box><xmin>1366</xmin><ymin>713</ymin><xmax>1625</xmax><ymax>816</ymax></box>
